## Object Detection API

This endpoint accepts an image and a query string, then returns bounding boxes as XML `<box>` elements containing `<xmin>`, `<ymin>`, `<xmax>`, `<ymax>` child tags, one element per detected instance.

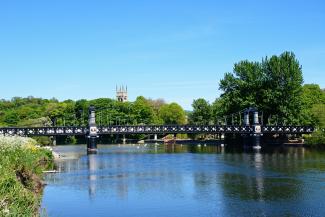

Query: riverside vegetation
<box><xmin>0</xmin><ymin>136</ymin><xmax>53</xmax><ymax>217</ymax></box>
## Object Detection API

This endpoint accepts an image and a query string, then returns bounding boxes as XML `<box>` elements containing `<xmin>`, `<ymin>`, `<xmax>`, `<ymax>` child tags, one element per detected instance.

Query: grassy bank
<box><xmin>0</xmin><ymin>136</ymin><xmax>53</xmax><ymax>217</ymax></box>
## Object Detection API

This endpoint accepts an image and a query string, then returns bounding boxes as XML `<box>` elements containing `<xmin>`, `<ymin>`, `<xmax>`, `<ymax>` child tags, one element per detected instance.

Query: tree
<box><xmin>133</xmin><ymin>96</ymin><xmax>155</xmax><ymax>124</ymax></box>
<box><xmin>189</xmin><ymin>98</ymin><xmax>212</xmax><ymax>125</ymax></box>
<box><xmin>311</xmin><ymin>104</ymin><xmax>325</xmax><ymax>129</ymax></box>
<box><xmin>262</xmin><ymin>52</ymin><xmax>303</xmax><ymax>124</ymax></box>
<box><xmin>219</xmin><ymin>51</ymin><xmax>304</xmax><ymax>125</ymax></box>
<box><xmin>211</xmin><ymin>97</ymin><xmax>227</xmax><ymax>124</ymax></box>
<box><xmin>45</xmin><ymin>102</ymin><xmax>67</xmax><ymax>125</ymax></box>
<box><xmin>159</xmin><ymin>103</ymin><xmax>186</xmax><ymax>125</ymax></box>
<box><xmin>300</xmin><ymin>84</ymin><xmax>325</xmax><ymax>126</ymax></box>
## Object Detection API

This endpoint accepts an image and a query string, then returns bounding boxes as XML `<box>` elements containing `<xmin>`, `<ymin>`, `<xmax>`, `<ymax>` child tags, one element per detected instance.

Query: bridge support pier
<box><xmin>243</xmin><ymin>135</ymin><xmax>261</xmax><ymax>150</ymax></box>
<box><xmin>243</xmin><ymin>108</ymin><xmax>262</xmax><ymax>150</ymax></box>
<box><xmin>87</xmin><ymin>106</ymin><xmax>98</xmax><ymax>154</ymax></box>
<box><xmin>87</xmin><ymin>136</ymin><xmax>98</xmax><ymax>154</ymax></box>
<box><xmin>52</xmin><ymin>136</ymin><xmax>57</xmax><ymax>146</ymax></box>
<box><xmin>123</xmin><ymin>135</ymin><xmax>126</xmax><ymax>144</ymax></box>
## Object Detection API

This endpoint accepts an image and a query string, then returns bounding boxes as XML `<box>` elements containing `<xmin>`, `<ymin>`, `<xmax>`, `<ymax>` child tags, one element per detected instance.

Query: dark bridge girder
<box><xmin>0</xmin><ymin>125</ymin><xmax>314</xmax><ymax>136</ymax></box>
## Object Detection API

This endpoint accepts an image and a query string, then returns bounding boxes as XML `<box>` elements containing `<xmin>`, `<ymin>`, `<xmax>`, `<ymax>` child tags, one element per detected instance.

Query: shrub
<box><xmin>0</xmin><ymin>136</ymin><xmax>53</xmax><ymax>216</ymax></box>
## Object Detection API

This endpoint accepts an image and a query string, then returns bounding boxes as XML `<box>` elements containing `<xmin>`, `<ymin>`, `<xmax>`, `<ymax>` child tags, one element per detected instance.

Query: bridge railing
<box><xmin>262</xmin><ymin>126</ymin><xmax>314</xmax><ymax>134</ymax></box>
<box><xmin>0</xmin><ymin>125</ymin><xmax>314</xmax><ymax>136</ymax></box>
<box><xmin>98</xmin><ymin>125</ymin><xmax>253</xmax><ymax>134</ymax></box>
<box><xmin>0</xmin><ymin>127</ymin><xmax>87</xmax><ymax>136</ymax></box>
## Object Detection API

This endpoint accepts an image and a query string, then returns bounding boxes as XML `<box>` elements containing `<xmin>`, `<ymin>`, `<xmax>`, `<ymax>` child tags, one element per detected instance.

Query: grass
<box><xmin>0</xmin><ymin>136</ymin><xmax>54</xmax><ymax>217</ymax></box>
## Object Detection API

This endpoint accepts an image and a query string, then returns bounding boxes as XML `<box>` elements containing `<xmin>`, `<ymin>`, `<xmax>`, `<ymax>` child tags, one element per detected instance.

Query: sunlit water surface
<box><xmin>41</xmin><ymin>144</ymin><xmax>325</xmax><ymax>217</ymax></box>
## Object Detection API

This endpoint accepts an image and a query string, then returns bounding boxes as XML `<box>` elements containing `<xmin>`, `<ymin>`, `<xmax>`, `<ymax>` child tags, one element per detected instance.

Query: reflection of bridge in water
<box><xmin>0</xmin><ymin>107</ymin><xmax>314</xmax><ymax>153</ymax></box>
<box><xmin>44</xmin><ymin>144</ymin><xmax>319</xmax><ymax>205</ymax></box>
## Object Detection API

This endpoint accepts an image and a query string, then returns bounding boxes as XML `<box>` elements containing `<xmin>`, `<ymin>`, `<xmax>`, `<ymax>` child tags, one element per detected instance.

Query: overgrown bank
<box><xmin>305</xmin><ymin>130</ymin><xmax>325</xmax><ymax>148</ymax></box>
<box><xmin>0</xmin><ymin>136</ymin><xmax>53</xmax><ymax>217</ymax></box>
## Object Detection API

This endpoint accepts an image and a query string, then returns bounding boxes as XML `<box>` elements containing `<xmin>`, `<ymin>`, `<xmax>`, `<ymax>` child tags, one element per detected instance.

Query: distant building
<box><xmin>116</xmin><ymin>85</ymin><xmax>128</xmax><ymax>102</ymax></box>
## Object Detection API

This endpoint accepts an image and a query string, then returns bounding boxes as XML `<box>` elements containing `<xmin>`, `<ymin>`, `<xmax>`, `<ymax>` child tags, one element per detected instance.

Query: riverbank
<box><xmin>0</xmin><ymin>136</ymin><xmax>54</xmax><ymax>217</ymax></box>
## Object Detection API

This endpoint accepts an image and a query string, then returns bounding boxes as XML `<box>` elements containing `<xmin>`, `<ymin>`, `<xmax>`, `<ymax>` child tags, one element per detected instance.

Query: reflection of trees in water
<box><xmin>221</xmin><ymin>173</ymin><xmax>301</xmax><ymax>201</ymax></box>
<box><xmin>219</xmin><ymin>148</ymin><xmax>325</xmax><ymax>202</ymax></box>
<box><xmin>146</xmin><ymin>144</ymin><xmax>224</xmax><ymax>154</ymax></box>
<box><xmin>45</xmin><ymin>152</ymin><xmax>187</xmax><ymax>200</ymax></box>
<box><xmin>222</xmin><ymin>147</ymin><xmax>325</xmax><ymax>175</ymax></box>
<box><xmin>162</xmin><ymin>144</ymin><xmax>223</xmax><ymax>154</ymax></box>
<box><xmin>44</xmin><ymin>145</ymin><xmax>325</xmax><ymax>205</ymax></box>
<box><xmin>192</xmin><ymin>172</ymin><xmax>221</xmax><ymax>202</ymax></box>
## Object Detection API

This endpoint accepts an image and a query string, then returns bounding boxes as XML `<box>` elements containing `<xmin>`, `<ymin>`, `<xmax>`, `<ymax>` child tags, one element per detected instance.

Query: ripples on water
<box><xmin>41</xmin><ymin>144</ymin><xmax>325</xmax><ymax>217</ymax></box>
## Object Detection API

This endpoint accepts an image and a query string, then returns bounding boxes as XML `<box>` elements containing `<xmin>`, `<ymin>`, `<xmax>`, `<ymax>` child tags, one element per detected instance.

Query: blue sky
<box><xmin>0</xmin><ymin>0</ymin><xmax>324</xmax><ymax>110</ymax></box>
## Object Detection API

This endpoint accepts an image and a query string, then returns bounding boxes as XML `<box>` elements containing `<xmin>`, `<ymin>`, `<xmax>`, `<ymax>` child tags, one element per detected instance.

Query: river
<box><xmin>41</xmin><ymin>144</ymin><xmax>325</xmax><ymax>217</ymax></box>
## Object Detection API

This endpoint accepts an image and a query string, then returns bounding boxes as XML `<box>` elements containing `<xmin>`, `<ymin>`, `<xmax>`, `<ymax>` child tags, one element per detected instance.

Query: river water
<box><xmin>41</xmin><ymin>144</ymin><xmax>325</xmax><ymax>217</ymax></box>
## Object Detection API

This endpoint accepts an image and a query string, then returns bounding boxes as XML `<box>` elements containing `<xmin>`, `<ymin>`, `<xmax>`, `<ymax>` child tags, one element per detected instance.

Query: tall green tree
<box><xmin>300</xmin><ymin>84</ymin><xmax>325</xmax><ymax>126</ymax></box>
<box><xmin>159</xmin><ymin>103</ymin><xmax>186</xmax><ymax>125</ymax></box>
<box><xmin>262</xmin><ymin>52</ymin><xmax>303</xmax><ymax>124</ymax></box>
<box><xmin>219</xmin><ymin>51</ymin><xmax>304</xmax><ymax>125</ymax></box>
<box><xmin>133</xmin><ymin>96</ymin><xmax>155</xmax><ymax>124</ymax></box>
<box><xmin>189</xmin><ymin>98</ymin><xmax>212</xmax><ymax>125</ymax></box>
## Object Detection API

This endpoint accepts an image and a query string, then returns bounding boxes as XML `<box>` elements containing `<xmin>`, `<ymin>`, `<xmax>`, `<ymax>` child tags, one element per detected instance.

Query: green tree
<box><xmin>262</xmin><ymin>52</ymin><xmax>303</xmax><ymax>124</ymax></box>
<box><xmin>219</xmin><ymin>51</ymin><xmax>303</xmax><ymax>125</ymax></box>
<box><xmin>211</xmin><ymin>97</ymin><xmax>228</xmax><ymax>124</ymax></box>
<box><xmin>300</xmin><ymin>84</ymin><xmax>325</xmax><ymax>126</ymax></box>
<box><xmin>159</xmin><ymin>103</ymin><xmax>186</xmax><ymax>125</ymax></box>
<box><xmin>189</xmin><ymin>98</ymin><xmax>212</xmax><ymax>125</ymax></box>
<box><xmin>133</xmin><ymin>96</ymin><xmax>155</xmax><ymax>124</ymax></box>
<box><xmin>311</xmin><ymin>104</ymin><xmax>325</xmax><ymax>129</ymax></box>
<box><xmin>45</xmin><ymin>102</ymin><xmax>67</xmax><ymax>125</ymax></box>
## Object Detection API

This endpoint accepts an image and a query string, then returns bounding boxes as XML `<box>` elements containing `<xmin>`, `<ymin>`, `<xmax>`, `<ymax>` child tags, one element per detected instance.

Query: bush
<box><xmin>0</xmin><ymin>136</ymin><xmax>53</xmax><ymax>216</ymax></box>
<box><xmin>305</xmin><ymin>129</ymin><xmax>325</xmax><ymax>148</ymax></box>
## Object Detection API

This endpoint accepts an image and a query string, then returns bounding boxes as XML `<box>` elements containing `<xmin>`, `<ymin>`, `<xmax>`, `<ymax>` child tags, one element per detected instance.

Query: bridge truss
<box><xmin>0</xmin><ymin>125</ymin><xmax>314</xmax><ymax>137</ymax></box>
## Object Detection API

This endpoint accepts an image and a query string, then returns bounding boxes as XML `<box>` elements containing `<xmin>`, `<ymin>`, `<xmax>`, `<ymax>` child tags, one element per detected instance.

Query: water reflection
<box><xmin>88</xmin><ymin>154</ymin><xmax>97</xmax><ymax>198</ymax></box>
<box><xmin>42</xmin><ymin>144</ymin><xmax>325</xmax><ymax>217</ymax></box>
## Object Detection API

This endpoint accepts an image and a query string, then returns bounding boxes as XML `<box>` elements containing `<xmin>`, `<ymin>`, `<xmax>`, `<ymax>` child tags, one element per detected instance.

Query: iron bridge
<box><xmin>0</xmin><ymin>125</ymin><xmax>314</xmax><ymax>137</ymax></box>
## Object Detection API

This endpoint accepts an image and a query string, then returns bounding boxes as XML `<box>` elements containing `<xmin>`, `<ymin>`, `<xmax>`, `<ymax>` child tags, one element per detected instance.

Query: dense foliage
<box><xmin>188</xmin><ymin>98</ymin><xmax>212</xmax><ymax>125</ymax></box>
<box><xmin>189</xmin><ymin>52</ymin><xmax>324</xmax><ymax>129</ymax></box>
<box><xmin>217</xmin><ymin>51</ymin><xmax>304</xmax><ymax>124</ymax></box>
<box><xmin>0</xmin><ymin>136</ymin><xmax>53</xmax><ymax>216</ymax></box>
<box><xmin>159</xmin><ymin>103</ymin><xmax>187</xmax><ymax>125</ymax></box>
<box><xmin>0</xmin><ymin>96</ymin><xmax>187</xmax><ymax>144</ymax></box>
<box><xmin>0</xmin><ymin>96</ymin><xmax>186</xmax><ymax>128</ymax></box>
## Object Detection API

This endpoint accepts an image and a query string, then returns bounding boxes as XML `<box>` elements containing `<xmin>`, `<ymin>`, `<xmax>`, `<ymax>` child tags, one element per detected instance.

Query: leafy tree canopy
<box><xmin>218</xmin><ymin>51</ymin><xmax>304</xmax><ymax>125</ymax></box>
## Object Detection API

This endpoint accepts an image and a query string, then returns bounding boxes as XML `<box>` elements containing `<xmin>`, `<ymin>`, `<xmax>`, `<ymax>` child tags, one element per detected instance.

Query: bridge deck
<box><xmin>0</xmin><ymin>125</ymin><xmax>314</xmax><ymax>136</ymax></box>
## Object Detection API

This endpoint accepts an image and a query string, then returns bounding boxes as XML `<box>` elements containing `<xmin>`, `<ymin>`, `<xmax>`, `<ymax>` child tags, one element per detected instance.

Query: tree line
<box><xmin>0</xmin><ymin>96</ymin><xmax>187</xmax><ymax>127</ymax></box>
<box><xmin>0</xmin><ymin>51</ymin><xmax>324</xmax><ymax>145</ymax></box>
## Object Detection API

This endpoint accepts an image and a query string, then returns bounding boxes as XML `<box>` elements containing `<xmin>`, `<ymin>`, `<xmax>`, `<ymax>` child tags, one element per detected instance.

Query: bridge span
<box><xmin>0</xmin><ymin>106</ymin><xmax>314</xmax><ymax>153</ymax></box>
<box><xmin>0</xmin><ymin>125</ymin><xmax>314</xmax><ymax>137</ymax></box>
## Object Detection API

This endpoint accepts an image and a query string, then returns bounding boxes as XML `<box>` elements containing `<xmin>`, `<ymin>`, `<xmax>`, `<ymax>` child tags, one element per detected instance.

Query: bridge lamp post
<box><xmin>99</xmin><ymin>111</ymin><xmax>102</xmax><ymax>126</ymax></box>
<box><xmin>79</xmin><ymin>110</ymin><xmax>84</xmax><ymax>126</ymax></box>
<box><xmin>106</xmin><ymin>110</ymin><xmax>109</xmax><ymax>125</ymax></box>
<box><xmin>127</xmin><ymin>105</ymin><xmax>131</xmax><ymax>125</ymax></box>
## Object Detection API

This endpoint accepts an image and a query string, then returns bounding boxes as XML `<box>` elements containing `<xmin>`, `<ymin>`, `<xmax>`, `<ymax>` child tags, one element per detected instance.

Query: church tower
<box><xmin>116</xmin><ymin>85</ymin><xmax>128</xmax><ymax>102</ymax></box>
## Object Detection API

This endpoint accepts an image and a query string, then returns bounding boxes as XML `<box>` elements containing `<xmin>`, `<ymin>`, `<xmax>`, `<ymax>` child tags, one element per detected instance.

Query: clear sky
<box><xmin>0</xmin><ymin>0</ymin><xmax>324</xmax><ymax>110</ymax></box>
